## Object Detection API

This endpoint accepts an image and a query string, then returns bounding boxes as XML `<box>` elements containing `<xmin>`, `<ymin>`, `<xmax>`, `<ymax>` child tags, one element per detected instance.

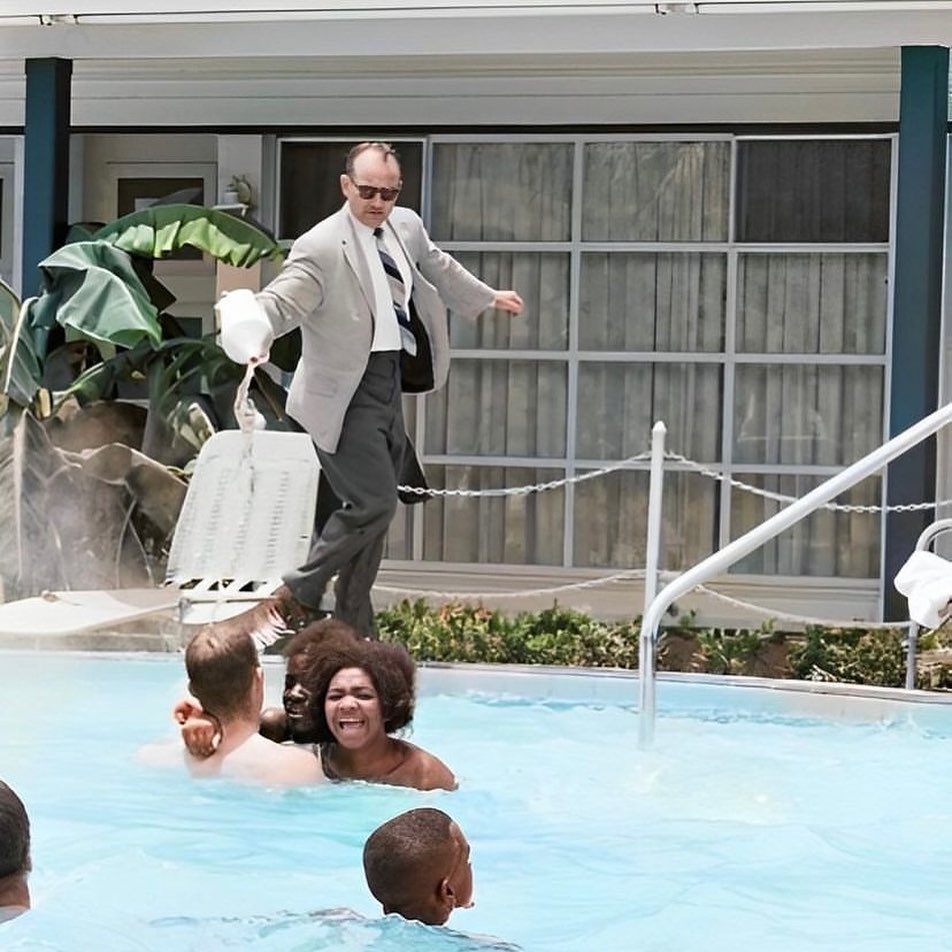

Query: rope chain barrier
<box><xmin>381</xmin><ymin>436</ymin><xmax>946</xmax><ymax>628</ymax></box>
<box><xmin>396</xmin><ymin>450</ymin><xmax>652</xmax><ymax>498</ymax></box>
<box><xmin>689</xmin><ymin>583</ymin><xmax>907</xmax><ymax>632</ymax></box>
<box><xmin>373</xmin><ymin>568</ymin><xmax>648</xmax><ymax>601</ymax></box>
<box><xmin>373</xmin><ymin>570</ymin><xmax>904</xmax><ymax>633</ymax></box>
<box><xmin>397</xmin><ymin>450</ymin><xmax>952</xmax><ymax>514</ymax></box>
<box><xmin>397</xmin><ymin>444</ymin><xmax>952</xmax><ymax>514</ymax></box>
<box><xmin>662</xmin><ymin>451</ymin><xmax>952</xmax><ymax>514</ymax></box>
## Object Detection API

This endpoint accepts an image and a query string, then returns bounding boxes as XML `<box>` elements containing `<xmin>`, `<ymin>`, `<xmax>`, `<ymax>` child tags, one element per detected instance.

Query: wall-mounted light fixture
<box><xmin>38</xmin><ymin>13</ymin><xmax>78</xmax><ymax>25</ymax></box>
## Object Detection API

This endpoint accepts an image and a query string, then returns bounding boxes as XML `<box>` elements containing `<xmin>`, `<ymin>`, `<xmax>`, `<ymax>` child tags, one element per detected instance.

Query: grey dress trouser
<box><xmin>283</xmin><ymin>351</ymin><xmax>406</xmax><ymax>637</ymax></box>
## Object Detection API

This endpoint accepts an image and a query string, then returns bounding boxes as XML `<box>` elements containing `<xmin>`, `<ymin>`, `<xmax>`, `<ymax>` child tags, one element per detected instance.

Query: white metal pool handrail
<box><xmin>638</xmin><ymin>399</ymin><xmax>952</xmax><ymax>748</ymax></box>
<box><xmin>638</xmin><ymin>422</ymin><xmax>668</xmax><ymax>681</ymax></box>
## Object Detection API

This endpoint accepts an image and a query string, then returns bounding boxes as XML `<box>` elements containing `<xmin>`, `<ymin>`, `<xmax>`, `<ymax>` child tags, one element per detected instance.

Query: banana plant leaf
<box><xmin>93</xmin><ymin>204</ymin><xmax>285</xmax><ymax>268</ymax></box>
<box><xmin>65</xmin><ymin>222</ymin><xmax>105</xmax><ymax>244</ymax></box>
<box><xmin>49</xmin><ymin>337</ymin><xmax>155</xmax><ymax>408</ymax></box>
<box><xmin>29</xmin><ymin>241</ymin><xmax>162</xmax><ymax>351</ymax></box>
<box><xmin>1</xmin><ymin>297</ymin><xmax>43</xmax><ymax>408</ymax></box>
<box><xmin>0</xmin><ymin>276</ymin><xmax>18</xmax><ymax>340</ymax></box>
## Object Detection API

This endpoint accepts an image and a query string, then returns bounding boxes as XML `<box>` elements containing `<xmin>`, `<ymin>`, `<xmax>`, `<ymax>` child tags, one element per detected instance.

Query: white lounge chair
<box><xmin>0</xmin><ymin>429</ymin><xmax>318</xmax><ymax>639</ymax></box>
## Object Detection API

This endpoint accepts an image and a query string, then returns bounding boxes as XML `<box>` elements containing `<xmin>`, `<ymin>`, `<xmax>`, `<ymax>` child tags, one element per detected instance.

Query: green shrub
<box><xmin>693</xmin><ymin>623</ymin><xmax>781</xmax><ymax>676</ymax></box>
<box><xmin>375</xmin><ymin>600</ymin><xmax>940</xmax><ymax>691</ymax></box>
<box><xmin>787</xmin><ymin>626</ymin><xmax>906</xmax><ymax>686</ymax></box>
<box><xmin>377</xmin><ymin>599</ymin><xmax>640</xmax><ymax>668</ymax></box>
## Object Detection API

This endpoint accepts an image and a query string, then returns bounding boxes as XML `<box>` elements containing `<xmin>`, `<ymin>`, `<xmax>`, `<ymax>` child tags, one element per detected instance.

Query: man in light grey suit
<box><xmin>217</xmin><ymin>142</ymin><xmax>523</xmax><ymax>641</ymax></box>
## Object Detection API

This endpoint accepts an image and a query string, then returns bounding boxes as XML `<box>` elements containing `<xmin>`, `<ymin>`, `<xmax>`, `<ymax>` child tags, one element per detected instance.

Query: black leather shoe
<box><xmin>206</xmin><ymin>584</ymin><xmax>321</xmax><ymax>649</ymax></box>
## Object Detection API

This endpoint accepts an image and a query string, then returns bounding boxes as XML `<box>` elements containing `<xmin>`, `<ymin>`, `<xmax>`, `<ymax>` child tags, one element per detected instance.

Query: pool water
<box><xmin>2</xmin><ymin>651</ymin><xmax>952</xmax><ymax>951</ymax></box>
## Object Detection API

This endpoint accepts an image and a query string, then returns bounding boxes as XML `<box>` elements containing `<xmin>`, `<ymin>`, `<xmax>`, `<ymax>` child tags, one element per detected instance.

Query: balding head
<box><xmin>185</xmin><ymin>628</ymin><xmax>259</xmax><ymax>722</ymax></box>
<box><xmin>344</xmin><ymin>141</ymin><xmax>400</xmax><ymax>178</ymax></box>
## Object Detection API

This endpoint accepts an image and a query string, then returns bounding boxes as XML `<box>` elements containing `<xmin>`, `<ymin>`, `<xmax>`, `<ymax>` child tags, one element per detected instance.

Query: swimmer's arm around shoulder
<box><xmin>259</xmin><ymin>705</ymin><xmax>290</xmax><ymax>743</ymax></box>
<box><xmin>172</xmin><ymin>696</ymin><xmax>221</xmax><ymax>759</ymax></box>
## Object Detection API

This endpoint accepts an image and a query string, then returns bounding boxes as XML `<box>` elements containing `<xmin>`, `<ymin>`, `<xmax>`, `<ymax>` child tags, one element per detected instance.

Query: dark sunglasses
<box><xmin>348</xmin><ymin>176</ymin><xmax>402</xmax><ymax>202</ymax></box>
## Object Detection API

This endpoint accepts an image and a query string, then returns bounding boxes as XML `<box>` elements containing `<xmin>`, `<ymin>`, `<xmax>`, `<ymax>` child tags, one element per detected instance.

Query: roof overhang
<box><xmin>1</xmin><ymin>1</ymin><xmax>951</xmax><ymax>60</ymax></box>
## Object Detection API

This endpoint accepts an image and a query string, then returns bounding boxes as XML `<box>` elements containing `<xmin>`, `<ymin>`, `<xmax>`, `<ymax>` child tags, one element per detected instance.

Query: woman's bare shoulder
<box><xmin>391</xmin><ymin>740</ymin><xmax>458</xmax><ymax>792</ymax></box>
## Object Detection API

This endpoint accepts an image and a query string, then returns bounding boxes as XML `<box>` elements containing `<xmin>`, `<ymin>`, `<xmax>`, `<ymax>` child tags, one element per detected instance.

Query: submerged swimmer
<box><xmin>0</xmin><ymin>779</ymin><xmax>31</xmax><ymax>924</ymax></box>
<box><xmin>363</xmin><ymin>808</ymin><xmax>474</xmax><ymax>926</ymax></box>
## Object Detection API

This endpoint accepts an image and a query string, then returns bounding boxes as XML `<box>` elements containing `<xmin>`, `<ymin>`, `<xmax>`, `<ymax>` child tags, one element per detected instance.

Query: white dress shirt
<box><xmin>348</xmin><ymin>209</ymin><xmax>413</xmax><ymax>353</ymax></box>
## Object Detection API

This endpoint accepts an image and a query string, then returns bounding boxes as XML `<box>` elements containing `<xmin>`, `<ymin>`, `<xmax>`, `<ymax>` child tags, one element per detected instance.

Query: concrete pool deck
<box><xmin>0</xmin><ymin>614</ymin><xmax>189</xmax><ymax>652</ymax></box>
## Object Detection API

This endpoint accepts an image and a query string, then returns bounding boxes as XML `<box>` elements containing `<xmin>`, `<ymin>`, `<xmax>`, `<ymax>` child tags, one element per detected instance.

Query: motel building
<box><xmin>1</xmin><ymin>0</ymin><xmax>951</xmax><ymax>628</ymax></box>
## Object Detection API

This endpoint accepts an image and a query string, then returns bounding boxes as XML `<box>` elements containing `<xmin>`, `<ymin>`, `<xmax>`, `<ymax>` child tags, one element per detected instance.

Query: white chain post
<box><xmin>639</xmin><ymin>422</ymin><xmax>667</xmax><ymax>746</ymax></box>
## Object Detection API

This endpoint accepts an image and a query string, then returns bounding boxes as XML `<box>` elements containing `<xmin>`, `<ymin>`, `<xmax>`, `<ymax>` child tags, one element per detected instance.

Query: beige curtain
<box><xmin>731</xmin><ymin>476</ymin><xmax>880</xmax><ymax>577</ymax></box>
<box><xmin>582</xmin><ymin>141</ymin><xmax>731</xmax><ymax>241</ymax></box>
<box><xmin>574</xmin><ymin>471</ymin><xmax>717</xmax><ymax>569</ymax></box>
<box><xmin>731</xmin><ymin>253</ymin><xmax>887</xmax><ymax>575</ymax></box>
<box><xmin>422</xmin><ymin>466</ymin><xmax>565</xmax><ymax>565</ymax></box>
<box><xmin>402</xmin><ymin>138</ymin><xmax>886</xmax><ymax>577</ymax></box>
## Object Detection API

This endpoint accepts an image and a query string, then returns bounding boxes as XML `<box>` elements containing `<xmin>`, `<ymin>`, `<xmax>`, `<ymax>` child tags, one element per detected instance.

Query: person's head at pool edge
<box><xmin>0</xmin><ymin>779</ymin><xmax>31</xmax><ymax>922</ymax></box>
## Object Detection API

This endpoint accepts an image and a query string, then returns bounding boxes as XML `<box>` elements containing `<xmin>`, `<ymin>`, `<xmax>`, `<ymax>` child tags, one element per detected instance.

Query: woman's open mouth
<box><xmin>336</xmin><ymin>717</ymin><xmax>365</xmax><ymax>733</ymax></box>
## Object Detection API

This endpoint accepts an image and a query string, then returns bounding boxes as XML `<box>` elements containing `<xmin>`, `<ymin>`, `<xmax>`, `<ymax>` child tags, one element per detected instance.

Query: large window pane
<box><xmin>451</xmin><ymin>252</ymin><xmax>569</xmax><ymax>350</ymax></box>
<box><xmin>278</xmin><ymin>139</ymin><xmax>423</xmax><ymax>240</ymax></box>
<box><xmin>430</xmin><ymin>143</ymin><xmax>573</xmax><ymax>241</ymax></box>
<box><xmin>574</xmin><ymin>470</ymin><xmax>716</xmax><ymax>569</ymax></box>
<box><xmin>416</xmin><ymin>134</ymin><xmax>893</xmax><ymax>579</ymax></box>
<box><xmin>737</xmin><ymin>253</ymin><xmax>887</xmax><ymax>354</ymax></box>
<box><xmin>426</xmin><ymin>359</ymin><xmax>567</xmax><ymax>457</ymax></box>
<box><xmin>730</xmin><ymin>475</ymin><xmax>880</xmax><ymax>577</ymax></box>
<box><xmin>577</xmin><ymin>362</ymin><xmax>722</xmax><ymax>461</ymax></box>
<box><xmin>582</xmin><ymin>141</ymin><xmax>730</xmax><ymax>241</ymax></box>
<box><xmin>580</xmin><ymin>252</ymin><xmax>726</xmax><ymax>352</ymax></box>
<box><xmin>734</xmin><ymin>365</ymin><xmax>884</xmax><ymax>466</ymax></box>
<box><xmin>422</xmin><ymin>465</ymin><xmax>564</xmax><ymax>564</ymax></box>
<box><xmin>736</xmin><ymin>139</ymin><xmax>891</xmax><ymax>243</ymax></box>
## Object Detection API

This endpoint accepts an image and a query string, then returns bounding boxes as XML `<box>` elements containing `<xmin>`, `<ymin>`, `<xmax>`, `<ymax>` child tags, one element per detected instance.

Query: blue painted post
<box><xmin>883</xmin><ymin>46</ymin><xmax>949</xmax><ymax>621</ymax></box>
<box><xmin>21</xmin><ymin>58</ymin><xmax>72</xmax><ymax>300</ymax></box>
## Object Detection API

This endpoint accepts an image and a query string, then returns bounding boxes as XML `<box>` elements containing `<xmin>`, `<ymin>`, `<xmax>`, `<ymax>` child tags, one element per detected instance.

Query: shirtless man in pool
<box><xmin>175</xmin><ymin>618</ymin><xmax>360</xmax><ymax>748</ymax></box>
<box><xmin>145</xmin><ymin>629</ymin><xmax>323</xmax><ymax>787</ymax></box>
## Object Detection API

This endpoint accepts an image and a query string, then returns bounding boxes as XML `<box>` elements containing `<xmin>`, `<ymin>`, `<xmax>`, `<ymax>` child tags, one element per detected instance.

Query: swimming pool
<box><xmin>2</xmin><ymin>650</ymin><xmax>952</xmax><ymax>951</ymax></box>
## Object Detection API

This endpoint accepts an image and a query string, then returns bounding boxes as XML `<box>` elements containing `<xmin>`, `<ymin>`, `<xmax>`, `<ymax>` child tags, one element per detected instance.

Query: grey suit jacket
<box><xmin>256</xmin><ymin>205</ymin><xmax>495</xmax><ymax>453</ymax></box>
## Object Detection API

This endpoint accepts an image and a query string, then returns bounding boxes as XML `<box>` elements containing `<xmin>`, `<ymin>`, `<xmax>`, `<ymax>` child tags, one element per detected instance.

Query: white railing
<box><xmin>638</xmin><ymin>400</ymin><xmax>952</xmax><ymax>748</ymax></box>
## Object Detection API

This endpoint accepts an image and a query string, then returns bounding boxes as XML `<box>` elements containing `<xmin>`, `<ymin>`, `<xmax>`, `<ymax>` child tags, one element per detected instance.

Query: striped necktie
<box><xmin>374</xmin><ymin>227</ymin><xmax>417</xmax><ymax>356</ymax></box>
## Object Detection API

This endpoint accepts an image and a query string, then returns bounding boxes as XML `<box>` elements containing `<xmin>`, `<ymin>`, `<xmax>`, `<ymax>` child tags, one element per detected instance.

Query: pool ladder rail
<box><xmin>638</xmin><ymin>400</ymin><xmax>952</xmax><ymax>748</ymax></box>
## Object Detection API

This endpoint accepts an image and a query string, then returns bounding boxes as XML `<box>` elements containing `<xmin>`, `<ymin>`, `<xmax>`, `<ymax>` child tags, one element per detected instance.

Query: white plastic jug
<box><xmin>215</xmin><ymin>288</ymin><xmax>273</xmax><ymax>365</ymax></box>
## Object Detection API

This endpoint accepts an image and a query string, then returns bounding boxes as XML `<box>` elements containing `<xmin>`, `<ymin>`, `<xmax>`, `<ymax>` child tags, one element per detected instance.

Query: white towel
<box><xmin>894</xmin><ymin>550</ymin><xmax>952</xmax><ymax>629</ymax></box>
